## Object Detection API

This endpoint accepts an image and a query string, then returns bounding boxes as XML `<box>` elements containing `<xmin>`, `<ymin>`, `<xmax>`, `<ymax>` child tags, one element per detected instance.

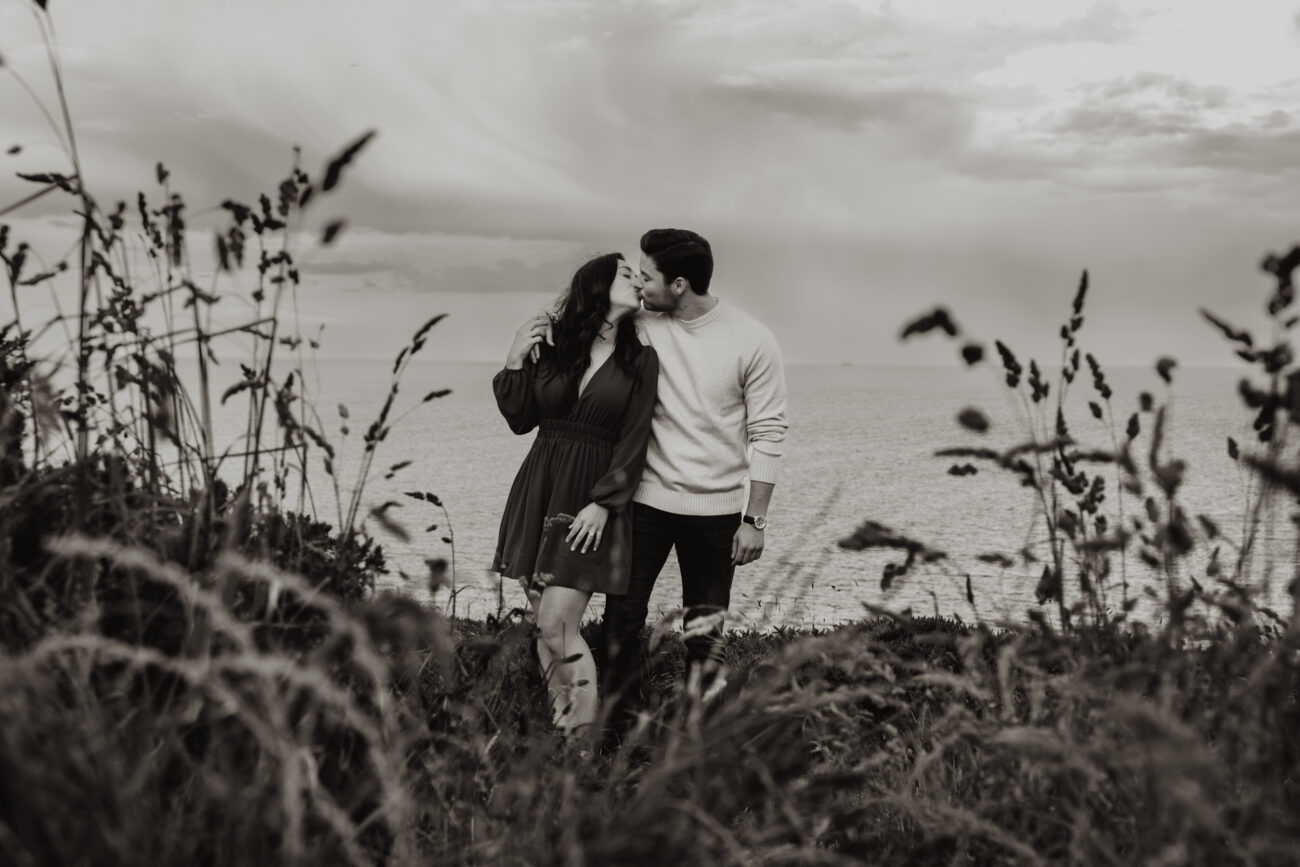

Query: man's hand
<box><xmin>731</xmin><ymin>523</ymin><xmax>764</xmax><ymax>566</ymax></box>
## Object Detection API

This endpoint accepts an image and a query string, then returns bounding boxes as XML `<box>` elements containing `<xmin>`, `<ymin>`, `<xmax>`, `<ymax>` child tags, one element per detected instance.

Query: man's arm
<box><xmin>733</xmin><ymin>330</ymin><xmax>788</xmax><ymax>566</ymax></box>
<box><xmin>733</xmin><ymin>481</ymin><xmax>773</xmax><ymax>565</ymax></box>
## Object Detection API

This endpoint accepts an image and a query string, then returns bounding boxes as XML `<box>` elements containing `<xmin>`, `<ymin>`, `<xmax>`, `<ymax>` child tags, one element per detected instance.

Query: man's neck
<box><xmin>673</xmin><ymin>293</ymin><xmax>719</xmax><ymax>322</ymax></box>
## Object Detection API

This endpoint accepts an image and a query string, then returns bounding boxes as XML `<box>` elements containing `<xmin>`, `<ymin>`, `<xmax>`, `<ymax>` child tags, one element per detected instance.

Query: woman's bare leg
<box><xmin>536</xmin><ymin>585</ymin><xmax>596</xmax><ymax>732</ymax></box>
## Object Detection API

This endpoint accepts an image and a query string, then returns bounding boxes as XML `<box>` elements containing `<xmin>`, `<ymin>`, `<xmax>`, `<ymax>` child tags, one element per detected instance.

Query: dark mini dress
<box><xmin>491</xmin><ymin>344</ymin><xmax>659</xmax><ymax>596</ymax></box>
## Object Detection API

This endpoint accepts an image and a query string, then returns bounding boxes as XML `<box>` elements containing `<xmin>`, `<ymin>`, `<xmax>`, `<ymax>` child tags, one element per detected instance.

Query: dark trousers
<box><xmin>601</xmin><ymin>502</ymin><xmax>741</xmax><ymax>711</ymax></box>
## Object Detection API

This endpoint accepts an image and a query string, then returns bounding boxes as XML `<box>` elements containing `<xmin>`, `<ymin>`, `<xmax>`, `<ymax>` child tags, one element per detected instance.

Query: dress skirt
<box><xmin>492</xmin><ymin>419</ymin><xmax>634</xmax><ymax>595</ymax></box>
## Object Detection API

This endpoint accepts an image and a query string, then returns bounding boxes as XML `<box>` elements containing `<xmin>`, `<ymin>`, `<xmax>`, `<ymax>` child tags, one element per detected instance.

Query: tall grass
<box><xmin>5</xmin><ymin>584</ymin><xmax>1296</xmax><ymax>864</ymax></box>
<box><xmin>0</xmin><ymin>1</ymin><xmax>457</xmax><ymax>651</ymax></box>
<box><xmin>891</xmin><ymin>257</ymin><xmax>1300</xmax><ymax>639</ymax></box>
<box><xmin>2</xmin><ymin>4</ymin><xmax>1299</xmax><ymax>865</ymax></box>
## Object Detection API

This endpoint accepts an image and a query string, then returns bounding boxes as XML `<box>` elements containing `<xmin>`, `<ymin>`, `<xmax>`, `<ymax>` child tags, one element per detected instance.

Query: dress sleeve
<box><xmin>492</xmin><ymin>364</ymin><xmax>540</xmax><ymax>435</ymax></box>
<box><xmin>590</xmin><ymin>348</ymin><xmax>659</xmax><ymax>512</ymax></box>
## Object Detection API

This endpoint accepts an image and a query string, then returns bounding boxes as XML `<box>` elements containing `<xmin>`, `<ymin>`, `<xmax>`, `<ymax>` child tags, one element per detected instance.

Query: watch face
<box><xmin>753</xmin><ymin>515</ymin><xmax>767</xmax><ymax>530</ymax></box>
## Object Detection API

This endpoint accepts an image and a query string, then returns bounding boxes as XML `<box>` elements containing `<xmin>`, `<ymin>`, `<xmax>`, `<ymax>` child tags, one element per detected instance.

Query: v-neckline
<box><xmin>577</xmin><ymin>350</ymin><xmax>614</xmax><ymax>401</ymax></box>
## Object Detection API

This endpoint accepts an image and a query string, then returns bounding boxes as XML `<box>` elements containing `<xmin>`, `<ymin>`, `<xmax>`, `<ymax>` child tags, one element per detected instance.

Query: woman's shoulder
<box><xmin>636</xmin><ymin>343</ymin><xmax>659</xmax><ymax>372</ymax></box>
<box><xmin>614</xmin><ymin>338</ymin><xmax>656</xmax><ymax>377</ymax></box>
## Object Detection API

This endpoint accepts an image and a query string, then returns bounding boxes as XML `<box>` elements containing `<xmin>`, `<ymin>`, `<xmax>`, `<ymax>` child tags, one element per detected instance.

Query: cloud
<box><xmin>0</xmin><ymin>0</ymin><xmax>1221</xmax><ymax>243</ymax></box>
<box><xmin>1055</xmin><ymin>105</ymin><xmax>1202</xmax><ymax>138</ymax></box>
<box><xmin>1029</xmin><ymin>69</ymin><xmax>1300</xmax><ymax>192</ymax></box>
<box><xmin>303</xmin><ymin>258</ymin><xmax>424</xmax><ymax>284</ymax></box>
<box><xmin>1170</xmin><ymin>127</ymin><xmax>1300</xmax><ymax>176</ymax></box>
<box><xmin>306</xmin><ymin>254</ymin><xmax>577</xmax><ymax>295</ymax></box>
<box><xmin>1043</xmin><ymin>2</ymin><xmax>1132</xmax><ymax>43</ymax></box>
<box><xmin>421</xmin><ymin>257</ymin><xmax>576</xmax><ymax>296</ymax></box>
<box><xmin>710</xmin><ymin>75</ymin><xmax>973</xmax><ymax>148</ymax></box>
<box><xmin>1052</xmin><ymin>72</ymin><xmax>1233</xmax><ymax>140</ymax></box>
<box><xmin>1089</xmin><ymin>72</ymin><xmax>1230</xmax><ymax>107</ymax></box>
<box><xmin>4</xmin><ymin>0</ymin><xmax>1300</xmax><ymax>367</ymax></box>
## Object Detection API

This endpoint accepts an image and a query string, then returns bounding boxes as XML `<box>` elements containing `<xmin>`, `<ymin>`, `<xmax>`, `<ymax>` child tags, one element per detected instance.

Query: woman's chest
<box><xmin>578</xmin><ymin>345</ymin><xmax>614</xmax><ymax>397</ymax></box>
<box><xmin>532</xmin><ymin>356</ymin><xmax>629</xmax><ymax>418</ymax></box>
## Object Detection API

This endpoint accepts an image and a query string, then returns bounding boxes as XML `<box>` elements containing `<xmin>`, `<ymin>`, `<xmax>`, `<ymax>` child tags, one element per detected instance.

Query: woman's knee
<box><xmin>537</xmin><ymin>608</ymin><xmax>576</xmax><ymax>654</ymax></box>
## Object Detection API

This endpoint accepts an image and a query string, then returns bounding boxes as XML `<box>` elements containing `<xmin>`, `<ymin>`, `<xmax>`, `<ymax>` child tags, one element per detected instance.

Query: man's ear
<box><xmin>672</xmin><ymin>277</ymin><xmax>689</xmax><ymax>297</ymax></box>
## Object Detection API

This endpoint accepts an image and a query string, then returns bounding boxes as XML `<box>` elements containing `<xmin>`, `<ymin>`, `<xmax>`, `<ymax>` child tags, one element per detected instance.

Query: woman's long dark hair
<box><xmin>543</xmin><ymin>252</ymin><xmax>643</xmax><ymax>381</ymax></box>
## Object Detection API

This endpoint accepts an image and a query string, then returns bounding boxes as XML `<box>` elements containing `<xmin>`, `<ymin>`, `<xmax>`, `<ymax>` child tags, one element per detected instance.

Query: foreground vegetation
<box><xmin>3</xmin><ymin>3</ymin><xmax>1300</xmax><ymax>864</ymax></box>
<box><xmin>3</xmin><ymin>594</ymin><xmax>1297</xmax><ymax>866</ymax></box>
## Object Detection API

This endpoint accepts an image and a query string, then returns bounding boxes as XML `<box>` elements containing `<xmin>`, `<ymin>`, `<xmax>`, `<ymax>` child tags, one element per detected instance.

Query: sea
<box><xmin>190</xmin><ymin>359</ymin><xmax>1295</xmax><ymax>630</ymax></box>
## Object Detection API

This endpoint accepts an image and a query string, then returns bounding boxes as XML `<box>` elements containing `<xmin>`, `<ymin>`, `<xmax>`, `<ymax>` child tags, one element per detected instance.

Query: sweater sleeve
<box><xmin>492</xmin><ymin>364</ymin><xmax>540</xmax><ymax>435</ymax></box>
<box><xmin>590</xmin><ymin>348</ymin><xmax>659</xmax><ymax>512</ymax></box>
<box><xmin>743</xmin><ymin>331</ymin><xmax>788</xmax><ymax>485</ymax></box>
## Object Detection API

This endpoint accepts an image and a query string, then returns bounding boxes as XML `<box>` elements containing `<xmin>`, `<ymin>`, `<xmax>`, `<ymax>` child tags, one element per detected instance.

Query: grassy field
<box><xmin>3</xmin><ymin>589</ymin><xmax>1298</xmax><ymax>866</ymax></box>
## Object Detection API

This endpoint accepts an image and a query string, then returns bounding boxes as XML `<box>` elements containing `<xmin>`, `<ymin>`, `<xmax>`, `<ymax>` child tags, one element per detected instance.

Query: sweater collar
<box><xmin>672</xmin><ymin>297</ymin><xmax>724</xmax><ymax>330</ymax></box>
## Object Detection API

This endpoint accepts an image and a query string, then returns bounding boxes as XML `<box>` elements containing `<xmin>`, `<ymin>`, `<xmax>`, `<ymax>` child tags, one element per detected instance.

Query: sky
<box><xmin>2</xmin><ymin>0</ymin><xmax>1300</xmax><ymax>367</ymax></box>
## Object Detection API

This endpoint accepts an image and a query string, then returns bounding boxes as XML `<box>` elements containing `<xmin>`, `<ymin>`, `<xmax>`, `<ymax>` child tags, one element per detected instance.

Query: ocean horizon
<box><xmin>170</xmin><ymin>357</ymin><xmax>1295</xmax><ymax>629</ymax></box>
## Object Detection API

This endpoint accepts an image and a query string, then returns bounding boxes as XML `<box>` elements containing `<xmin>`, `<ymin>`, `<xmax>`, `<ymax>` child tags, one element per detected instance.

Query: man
<box><xmin>602</xmin><ymin>227</ymin><xmax>788</xmax><ymax>713</ymax></box>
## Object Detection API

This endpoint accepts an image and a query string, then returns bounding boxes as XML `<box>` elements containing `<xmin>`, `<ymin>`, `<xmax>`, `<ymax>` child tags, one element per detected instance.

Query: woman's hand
<box><xmin>565</xmin><ymin>502</ymin><xmax>610</xmax><ymax>553</ymax></box>
<box><xmin>506</xmin><ymin>312</ymin><xmax>553</xmax><ymax>369</ymax></box>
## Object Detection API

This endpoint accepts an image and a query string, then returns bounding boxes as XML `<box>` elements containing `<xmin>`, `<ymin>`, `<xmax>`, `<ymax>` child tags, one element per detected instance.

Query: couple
<box><xmin>491</xmin><ymin>228</ymin><xmax>788</xmax><ymax>737</ymax></box>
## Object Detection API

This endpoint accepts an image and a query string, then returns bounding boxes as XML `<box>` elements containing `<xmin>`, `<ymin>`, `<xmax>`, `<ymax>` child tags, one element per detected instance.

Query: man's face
<box><xmin>637</xmin><ymin>253</ymin><xmax>679</xmax><ymax>312</ymax></box>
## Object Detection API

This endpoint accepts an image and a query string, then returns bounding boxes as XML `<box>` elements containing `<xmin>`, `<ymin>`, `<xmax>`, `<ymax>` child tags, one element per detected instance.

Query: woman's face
<box><xmin>607</xmin><ymin>257</ymin><xmax>641</xmax><ymax>316</ymax></box>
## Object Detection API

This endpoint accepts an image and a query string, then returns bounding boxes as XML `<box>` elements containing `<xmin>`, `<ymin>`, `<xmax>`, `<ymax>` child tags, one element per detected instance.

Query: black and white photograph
<box><xmin>2</xmin><ymin>0</ymin><xmax>1299</xmax><ymax>863</ymax></box>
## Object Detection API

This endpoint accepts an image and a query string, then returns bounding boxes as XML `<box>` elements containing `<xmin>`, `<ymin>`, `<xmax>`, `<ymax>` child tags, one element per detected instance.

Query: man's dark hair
<box><xmin>640</xmin><ymin>228</ymin><xmax>713</xmax><ymax>295</ymax></box>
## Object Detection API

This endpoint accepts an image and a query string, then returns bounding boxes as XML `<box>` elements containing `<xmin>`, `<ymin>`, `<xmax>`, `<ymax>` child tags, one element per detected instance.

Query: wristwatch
<box><xmin>743</xmin><ymin>514</ymin><xmax>768</xmax><ymax>531</ymax></box>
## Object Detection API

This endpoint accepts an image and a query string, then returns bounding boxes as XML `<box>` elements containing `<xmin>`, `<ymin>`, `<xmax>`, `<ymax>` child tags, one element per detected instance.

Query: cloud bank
<box><xmin>2</xmin><ymin>0</ymin><xmax>1298</xmax><ymax>364</ymax></box>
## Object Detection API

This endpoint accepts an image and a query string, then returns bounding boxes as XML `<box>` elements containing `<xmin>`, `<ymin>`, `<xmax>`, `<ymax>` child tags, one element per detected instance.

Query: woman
<box><xmin>492</xmin><ymin>252</ymin><xmax>658</xmax><ymax>736</ymax></box>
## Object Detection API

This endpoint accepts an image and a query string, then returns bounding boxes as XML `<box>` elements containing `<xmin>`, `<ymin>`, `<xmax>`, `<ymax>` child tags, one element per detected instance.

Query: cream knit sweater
<box><xmin>632</xmin><ymin>299</ymin><xmax>788</xmax><ymax>516</ymax></box>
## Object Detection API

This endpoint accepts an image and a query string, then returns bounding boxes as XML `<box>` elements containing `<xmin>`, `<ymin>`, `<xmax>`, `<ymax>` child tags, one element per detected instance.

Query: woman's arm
<box><xmin>492</xmin><ymin>365</ymin><xmax>540</xmax><ymax>435</ymax></box>
<box><xmin>493</xmin><ymin>314</ymin><xmax>552</xmax><ymax>434</ymax></box>
<box><xmin>590</xmin><ymin>348</ymin><xmax>659</xmax><ymax>510</ymax></box>
<box><xmin>567</xmin><ymin>348</ymin><xmax>659</xmax><ymax>553</ymax></box>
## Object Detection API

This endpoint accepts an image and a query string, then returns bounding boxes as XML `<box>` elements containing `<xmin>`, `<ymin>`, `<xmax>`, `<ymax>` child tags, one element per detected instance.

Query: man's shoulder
<box><xmin>717</xmin><ymin>300</ymin><xmax>779</xmax><ymax>347</ymax></box>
